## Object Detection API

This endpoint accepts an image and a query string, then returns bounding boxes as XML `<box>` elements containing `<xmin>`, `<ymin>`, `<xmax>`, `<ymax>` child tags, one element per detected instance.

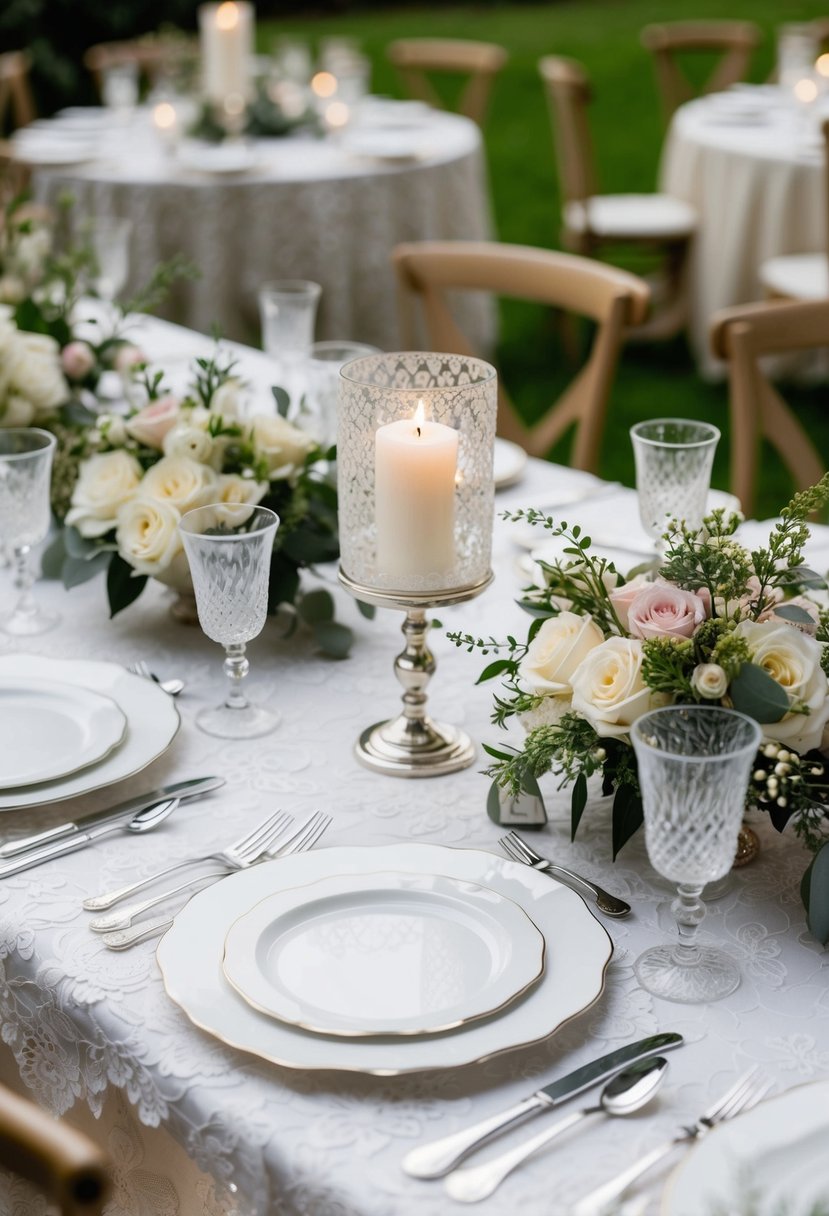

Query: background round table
<box><xmin>659</xmin><ymin>90</ymin><xmax>826</xmax><ymax>378</ymax></box>
<box><xmin>29</xmin><ymin>108</ymin><xmax>495</xmax><ymax>351</ymax></box>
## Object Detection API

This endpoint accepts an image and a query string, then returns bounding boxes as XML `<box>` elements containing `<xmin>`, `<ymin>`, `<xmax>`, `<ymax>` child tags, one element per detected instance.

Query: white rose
<box><xmin>0</xmin><ymin>275</ymin><xmax>25</xmax><ymax>304</ymax></box>
<box><xmin>115</xmin><ymin>497</ymin><xmax>182</xmax><ymax>576</ymax></box>
<box><xmin>691</xmin><ymin>662</ymin><xmax>728</xmax><ymax>700</ymax></box>
<box><xmin>1</xmin><ymin>393</ymin><xmax>35</xmax><ymax>427</ymax></box>
<box><xmin>65</xmin><ymin>451</ymin><xmax>143</xmax><ymax>538</ymax></box>
<box><xmin>518</xmin><ymin>612</ymin><xmax>604</xmax><ymax>696</ymax></box>
<box><xmin>215</xmin><ymin>473</ymin><xmax>269</xmax><ymax>505</ymax></box>
<box><xmin>163</xmin><ymin>424</ymin><xmax>214</xmax><ymax>464</ymax></box>
<box><xmin>734</xmin><ymin>619</ymin><xmax>829</xmax><ymax>752</ymax></box>
<box><xmin>250</xmin><ymin>413</ymin><xmax>316</xmax><ymax>478</ymax></box>
<box><xmin>140</xmin><ymin>455</ymin><xmax>217</xmax><ymax>513</ymax></box>
<box><xmin>570</xmin><ymin>636</ymin><xmax>654</xmax><ymax>737</ymax></box>
<box><xmin>97</xmin><ymin>414</ymin><xmax>129</xmax><ymax>446</ymax></box>
<box><xmin>9</xmin><ymin>331</ymin><xmax>67</xmax><ymax>417</ymax></box>
<box><xmin>211</xmin><ymin>378</ymin><xmax>245</xmax><ymax>420</ymax></box>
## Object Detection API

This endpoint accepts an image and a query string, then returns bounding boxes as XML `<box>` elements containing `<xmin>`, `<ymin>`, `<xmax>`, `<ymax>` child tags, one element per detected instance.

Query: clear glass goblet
<box><xmin>0</xmin><ymin>428</ymin><xmax>60</xmax><ymax>636</ymax></box>
<box><xmin>631</xmin><ymin>705</ymin><xmax>761</xmax><ymax>1003</ymax></box>
<box><xmin>179</xmin><ymin>504</ymin><xmax>280</xmax><ymax>739</ymax></box>
<box><xmin>630</xmin><ymin>419</ymin><xmax>720</xmax><ymax>564</ymax></box>
<box><xmin>258</xmin><ymin>279</ymin><xmax>322</xmax><ymax>408</ymax></box>
<box><xmin>302</xmin><ymin>340</ymin><xmax>380</xmax><ymax>447</ymax></box>
<box><xmin>84</xmin><ymin>217</ymin><xmax>132</xmax><ymax>305</ymax></box>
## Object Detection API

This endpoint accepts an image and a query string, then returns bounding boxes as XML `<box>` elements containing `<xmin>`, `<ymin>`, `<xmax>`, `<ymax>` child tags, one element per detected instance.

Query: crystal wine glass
<box><xmin>631</xmin><ymin>705</ymin><xmax>761</xmax><ymax>1003</ymax></box>
<box><xmin>630</xmin><ymin>419</ymin><xmax>720</xmax><ymax>564</ymax></box>
<box><xmin>258</xmin><ymin>280</ymin><xmax>322</xmax><ymax>408</ymax></box>
<box><xmin>0</xmin><ymin>428</ymin><xmax>60</xmax><ymax>636</ymax></box>
<box><xmin>179</xmin><ymin>504</ymin><xmax>280</xmax><ymax>739</ymax></box>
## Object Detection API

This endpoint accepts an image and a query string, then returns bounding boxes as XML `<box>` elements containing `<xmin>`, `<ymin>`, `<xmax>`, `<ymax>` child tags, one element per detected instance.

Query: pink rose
<box><xmin>114</xmin><ymin>343</ymin><xmax>147</xmax><ymax>374</ymax></box>
<box><xmin>61</xmin><ymin>340</ymin><xmax>95</xmax><ymax>381</ymax></box>
<box><xmin>627</xmin><ymin>583</ymin><xmax>708</xmax><ymax>641</ymax></box>
<box><xmin>609</xmin><ymin>573</ymin><xmax>650</xmax><ymax>631</ymax></box>
<box><xmin>125</xmin><ymin>395</ymin><xmax>181</xmax><ymax>449</ymax></box>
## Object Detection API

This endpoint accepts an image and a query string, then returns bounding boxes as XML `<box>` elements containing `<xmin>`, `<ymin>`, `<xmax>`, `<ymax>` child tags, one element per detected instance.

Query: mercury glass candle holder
<box><xmin>338</xmin><ymin>351</ymin><xmax>498</xmax><ymax>777</ymax></box>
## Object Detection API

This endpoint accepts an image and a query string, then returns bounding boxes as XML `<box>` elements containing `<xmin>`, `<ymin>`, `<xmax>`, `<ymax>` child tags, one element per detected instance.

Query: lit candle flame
<box><xmin>414</xmin><ymin>400</ymin><xmax>426</xmax><ymax>438</ymax></box>
<box><xmin>216</xmin><ymin>2</ymin><xmax>239</xmax><ymax>30</ymax></box>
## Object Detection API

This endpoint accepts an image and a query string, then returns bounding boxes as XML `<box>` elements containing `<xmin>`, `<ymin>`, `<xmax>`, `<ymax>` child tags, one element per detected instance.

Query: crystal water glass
<box><xmin>179</xmin><ymin>504</ymin><xmax>280</xmax><ymax>739</ymax></box>
<box><xmin>631</xmin><ymin>705</ymin><xmax>761</xmax><ymax>1003</ymax></box>
<box><xmin>0</xmin><ymin>429</ymin><xmax>60</xmax><ymax>636</ymax></box>
<box><xmin>303</xmin><ymin>340</ymin><xmax>380</xmax><ymax>447</ymax></box>
<box><xmin>258</xmin><ymin>280</ymin><xmax>322</xmax><ymax>408</ymax></box>
<box><xmin>84</xmin><ymin>217</ymin><xmax>132</xmax><ymax>305</ymax></box>
<box><xmin>101</xmin><ymin>62</ymin><xmax>139</xmax><ymax>120</ymax></box>
<box><xmin>630</xmin><ymin>418</ymin><xmax>720</xmax><ymax>563</ymax></box>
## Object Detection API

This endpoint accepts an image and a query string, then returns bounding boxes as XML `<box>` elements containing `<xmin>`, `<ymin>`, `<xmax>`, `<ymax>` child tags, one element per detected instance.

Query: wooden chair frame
<box><xmin>641</xmin><ymin>20</ymin><xmax>762</xmax><ymax>125</ymax></box>
<box><xmin>0</xmin><ymin>51</ymin><xmax>36</xmax><ymax>134</ymax></box>
<box><xmin>710</xmin><ymin>298</ymin><xmax>828</xmax><ymax>514</ymax></box>
<box><xmin>386</xmin><ymin>38</ymin><xmax>508</xmax><ymax>126</ymax></box>
<box><xmin>393</xmin><ymin>240</ymin><xmax>649</xmax><ymax>470</ymax></box>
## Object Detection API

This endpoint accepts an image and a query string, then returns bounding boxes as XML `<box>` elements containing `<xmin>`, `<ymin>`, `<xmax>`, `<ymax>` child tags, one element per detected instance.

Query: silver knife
<box><xmin>401</xmin><ymin>1032</ymin><xmax>684</xmax><ymax>1179</ymax></box>
<box><xmin>0</xmin><ymin>777</ymin><xmax>225</xmax><ymax>859</ymax></box>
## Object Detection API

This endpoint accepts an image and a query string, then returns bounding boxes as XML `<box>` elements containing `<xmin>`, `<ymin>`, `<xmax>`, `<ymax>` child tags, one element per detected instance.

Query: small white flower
<box><xmin>691</xmin><ymin>662</ymin><xmax>728</xmax><ymax>700</ymax></box>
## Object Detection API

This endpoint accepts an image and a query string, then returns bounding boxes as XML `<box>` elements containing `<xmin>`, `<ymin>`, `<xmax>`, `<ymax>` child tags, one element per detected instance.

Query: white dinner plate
<box><xmin>158</xmin><ymin>843</ymin><xmax>612</xmax><ymax>1075</ymax></box>
<box><xmin>663</xmin><ymin>1080</ymin><xmax>829</xmax><ymax>1216</ymax></box>
<box><xmin>222</xmin><ymin>869</ymin><xmax>545</xmax><ymax>1037</ymax></box>
<box><xmin>0</xmin><ymin>656</ymin><xmax>180</xmax><ymax>811</ymax></box>
<box><xmin>493</xmin><ymin>438</ymin><xmax>528</xmax><ymax>490</ymax></box>
<box><xmin>11</xmin><ymin>138</ymin><xmax>98</xmax><ymax>166</ymax></box>
<box><xmin>177</xmin><ymin>142</ymin><xmax>260</xmax><ymax>175</ymax></box>
<box><xmin>0</xmin><ymin>678</ymin><xmax>126</xmax><ymax>789</ymax></box>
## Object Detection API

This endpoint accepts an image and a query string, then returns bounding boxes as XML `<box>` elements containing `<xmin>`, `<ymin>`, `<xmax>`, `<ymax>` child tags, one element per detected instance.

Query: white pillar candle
<box><xmin>198</xmin><ymin>2</ymin><xmax>255</xmax><ymax>106</ymax></box>
<box><xmin>375</xmin><ymin>402</ymin><xmax>459</xmax><ymax>583</ymax></box>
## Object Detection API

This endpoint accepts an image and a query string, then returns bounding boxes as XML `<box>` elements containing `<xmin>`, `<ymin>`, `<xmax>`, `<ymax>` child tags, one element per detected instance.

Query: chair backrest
<box><xmin>0</xmin><ymin>1082</ymin><xmax>110</xmax><ymax>1215</ymax></box>
<box><xmin>0</xmin><ymin>51</ymin><xmax>36</xmax><ymax>135</ymax></box>
<box><xmin>538</xmin><ymin>56</ymin><xmax>598</xmax><ymax>221</ymax></box>
<box><xmin>386</xmin><ymin>38</ymin><xmax>508</xmax><ymax>125</ymax></box>
<box><xmin>393</xmin><ymin>240</ymin><xmax>650</xmax><ymax>470</ymax></box>
<box><xmin>710</xmin><ymin>298</ymin><xmax>827</xmax><ymax>514</ymax></box>
<box><xmin>641</xmin><ymin>20</ymin><xmax>762</xmax><ymax>124</ymax></box>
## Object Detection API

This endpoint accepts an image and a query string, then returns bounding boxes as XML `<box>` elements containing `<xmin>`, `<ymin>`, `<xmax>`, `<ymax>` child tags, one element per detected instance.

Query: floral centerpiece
<box><xmin>451</xmin><ymin>479</ymin><xmax>829</xmax><ymax>943</ymax></box>
<box><xmin>45</xmin><ymin>349</ymin><xmax>358</xmax><ymax>657</ymax></box>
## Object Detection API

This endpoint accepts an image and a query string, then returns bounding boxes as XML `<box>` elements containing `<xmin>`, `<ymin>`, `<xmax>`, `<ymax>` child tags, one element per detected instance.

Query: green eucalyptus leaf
<box><xmin>802</xmin><ymin>841</ymin><xmax>829</xmax><ymax>944</ymax></box>
<box><xmin>60</xmin><ymin>399</ymin><xmax>98</xmax><ymax>428</ymax></box>
<box><xmin>612</xmin><ymin>783</ymin><xmax>643</xmax><ymax>859</ymax></box>
<box><xmin>571</xmin><ymin>771</ymin><xmax>588</xmax><ymax>842</ymax></box>
<box><xmin>476</xmin><ymin>658</ymin><xmax>513</xmax><ymax>684</ymax></box>
<box><xmin>41</xmin><ymin>531</ymin><xmax>67</xmax><ymax>580</ymax></box>
<box><xmin>62</xmin><ymin>551</ymin><xmax>110</xmax><ymax>589</ymax></box>
<box><xmin>517</xmin><ymin>599</ymin><xmax>556</xmax><ymax>619</ymax></box>
<box><xmin>486</xmin><ymin>779</ymin><xmax>504</xmax><ymax>825</ymax></box>
<box><xmin>271</xmin><ymin>386</ymin><xmax>291</xmax><ymax>418</ymax></box>
<box><xmin>297</xmin><ymin>588</ymin><xmax>334</xmax><ymax>624</ymax></box>
<box><xmin>774</xmin><ymin>604</ymin><xmax>816</xmax><ymax>624</ymax></box>
<box><xmin>312</xmin><ymin>619</ymin><xmax>353</xmax><ymax>659</ymax></box>
<box><xmin>106</xmin><ymin>554</ymin><xmax>147</xmax><ymax>618</ymax></box>
<box><xmin>356</xmin><ymin>600</ymin><xmax>376</xmax><ymax>620</ymax></box>
<box><xmin>729</xmin><ymin>661</ymin><xmax>790</xmax><ymax>724</ymax></box>
<box><xmin>481</xmin><ymin>743</ymin><xmax>519</xmax><ymax>761</ymax></box>
<box><xmin>63</xmin><ymin>526</ymin><xmax>99</xmax><ymax>559</ymax></box>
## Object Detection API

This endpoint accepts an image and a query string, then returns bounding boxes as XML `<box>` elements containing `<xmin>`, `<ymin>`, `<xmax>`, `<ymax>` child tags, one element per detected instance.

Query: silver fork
<box><xmin>128</xmin><ymin>660</ymin><xmax>184</xmax><ymax>697</ymax></box>
<box><xmin>500</xmin><ymin>832</ymin><xmax>631</xmax><ymax>918</ymax></box>
<box><xmin>89</xmin><ymin>811</ymin><xmax>298</xmax><ymax>932</ymax></box>
<box><xmin>83</xmin><ymin>809</ymin><xmax>294</xmax><ymax>912</ymax></box>
<box><xmin>571</xmin><ymin>1067</ymin><xmax>774</xmax><ymax>1216</ymax></box>
<box><xmin>101</xmin><ymin>811</ymin><xmax>332</xmax><ymax>949</ymax></box>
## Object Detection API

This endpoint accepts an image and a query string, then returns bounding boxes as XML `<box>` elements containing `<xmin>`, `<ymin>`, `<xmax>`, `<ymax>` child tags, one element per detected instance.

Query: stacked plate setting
<box><xmin>0</xmin><ymin>655</ymin><xmax>180</xmax><ymax>811</ymax></box>
<box><xmin>158</xmin><ymin>842</ymin><xmax>614</xmax><ymax>1075</ymax></box>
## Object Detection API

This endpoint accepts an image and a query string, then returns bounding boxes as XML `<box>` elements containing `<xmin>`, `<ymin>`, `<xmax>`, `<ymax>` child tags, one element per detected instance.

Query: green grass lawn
<box><xmin>259</xmin><ymin>1</ymin><xmax>829</xmax><ymax>518</ymax></box>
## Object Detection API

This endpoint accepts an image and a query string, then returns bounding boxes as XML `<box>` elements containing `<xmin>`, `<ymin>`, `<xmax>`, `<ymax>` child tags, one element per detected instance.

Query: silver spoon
<box><xmin>444</xmin><ymin>1057</ymin><xmax>669</xmax><ymax>1203</ymax></box>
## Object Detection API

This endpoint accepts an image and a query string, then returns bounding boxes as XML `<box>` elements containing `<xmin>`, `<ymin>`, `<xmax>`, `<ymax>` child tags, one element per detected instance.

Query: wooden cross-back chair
<box><xmin>0</xmin><ymin>51</ymin><xmax>36</xmax><ymax>134</ymax></box>
<box><xmin>538</xmin><ymin>55</ymin><xmax>696</xmax><ymax>343</ymax></box>
<box><xmin>710</xmin><ymin>297</ymin><xmax>827</xmax><ymax>515</ymax></box>
<box><xmin>386</xmin><ymin>38</ymin><xmax>508</xmax><ymax>126</ymax></box>
<box><xmin>393</xmin><ymin>240</ymin><xmax>650</xmax><ymax>471</ymax></box>
<box><xmin>641</xmin><ymin>20</ymin><xmax>762</xmax><ymax>125</ymax></box>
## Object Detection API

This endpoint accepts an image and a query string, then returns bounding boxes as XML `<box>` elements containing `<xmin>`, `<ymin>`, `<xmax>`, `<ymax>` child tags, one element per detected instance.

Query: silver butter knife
<box><xmin>401</xmin><ymin>1032</ymin><xmax>683</xmax><ymax>1179</ymax></box>
<box><xmin>0</xmin><ymin>776</ymin><xmax>225</xmax><ymax>859</ymax></box>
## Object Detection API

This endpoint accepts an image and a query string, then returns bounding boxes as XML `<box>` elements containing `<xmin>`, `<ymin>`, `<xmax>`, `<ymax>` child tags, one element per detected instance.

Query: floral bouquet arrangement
<box><xmin>451</xmin><ymin>478</ymin><xmax>829</xmax><ymax>942</ymax></box>
<box><xmin>45</xmin><ymin>349</ymin><xmax>356</xmax><ymax>657</ymax></box>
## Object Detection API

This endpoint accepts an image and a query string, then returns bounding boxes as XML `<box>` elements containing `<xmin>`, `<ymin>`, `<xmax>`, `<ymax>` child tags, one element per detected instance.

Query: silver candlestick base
<box><xmin>339</xmin><ymin>569</ymin><xmax>493</xmax><ymax>778</ymax></box>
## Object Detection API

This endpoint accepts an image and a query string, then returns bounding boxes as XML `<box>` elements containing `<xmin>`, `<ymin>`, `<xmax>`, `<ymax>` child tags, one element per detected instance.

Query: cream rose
<box><xmin>65</xmin><ymin>451</ymin><xmax>143</xmax><ymax>538</ymax></box>
<box><xmin>691</xmin><ymin>662</ymin><xmax>728</xmax><ymax>700</ymax></box>
<box><xmin>115</xmin><ymin>497</ymin><xmax>182</xmax><ymax>576</ymax></box>
<box><xmin>250</xmin><ymin>413</ymin><xmax>316</xmax><ymax>478</ymax></box>
<box><xmin>734</xmin><ymin>619</ymin><xmax>829</xmax><ymax>752</ymax></box>
<box><xmin>570</xmin><ymin>636</ymin><xmax>654</xmax><ymax>737</ymax></box>
<box><xmin>211</xmin><ymin>378</ymin><xmax>245</xmax><ymax>420</ymax></box>
<box><xmin>1</xmin><ymin>393</ymin><xmax>35</xmax><ymax>427</ymax></box>
<box><xmin>215</xmin><ymin>473</ymin><xmax>269</xmax><ymax>505</ymax></box>
<box><xmin>126</xmin><ymin>395</ymin><xmax>181</xmax><ymax>449</ymax></box>
<box><xmin>140</xmin><ymin>454</ymin><xmax>217</xmax><ymax>513</ymax></box>
<box><xmin>10</xmin><ymin>331</ymin><xmax>67</xmax><ymax>417</ymax></box>
<box><xmin>163</xmin><ymin>424</ymin><xmax>215</xmax><ymax>464</ymax></box>
<box><xmin>518</xmin><ymin>612</ymin><xmax>604</xmax><ymax>696</ymax></box>
<box><xmin>628</xmin><ymin>582</ymin><xmax>708</xmax><ymax>641</ymax></box>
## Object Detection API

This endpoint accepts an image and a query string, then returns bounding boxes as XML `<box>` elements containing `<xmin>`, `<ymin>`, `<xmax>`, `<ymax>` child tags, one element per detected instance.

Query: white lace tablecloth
<box><xmin>1</xmin><ymin>319</ymin><xmax>828</xmax><ymax>1215</ymax></box>
<box><xmin>659</xmin><ymin>89</ymin><xmax>826</xmax><ymax>378</ymax></box>
<box><xmin>27</xmin><ymin>107</ymin><xmax>494</xmax><ymax>351</ymax></box>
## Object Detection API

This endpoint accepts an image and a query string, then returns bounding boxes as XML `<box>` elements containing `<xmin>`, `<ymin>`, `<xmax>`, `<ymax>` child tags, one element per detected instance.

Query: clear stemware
<box><xmin>302</xmin><ymin>340</ymin><xmax>380</xmax><ymax>447</ymax></box>
<box><xmin>258</xmin><ymin>279</ymin><xmax>322</xmax><ymax>407</ymax></box>
<box><xmin>84</xmin><ymin>217</ymin><xmax>132</xmax><ymax>305</ymax></box>
<box><xmin>0</xmin><ymin>428</ymin><xmax>60</xmax><ymax>636</ymax></box>
<box><xmin>631</xmin><ymin>705</ymin><xmax>761</xmax><ymax>1003</ymax></box>
<box><xmin>630</xmin><ymin>418</ymin><xmax>720</xmax><ymax>564</ymax></box>
<box><xmin>179</xmin><ymin>504</ymin><xmax>280</xmax><ymax>739</ymax></box>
